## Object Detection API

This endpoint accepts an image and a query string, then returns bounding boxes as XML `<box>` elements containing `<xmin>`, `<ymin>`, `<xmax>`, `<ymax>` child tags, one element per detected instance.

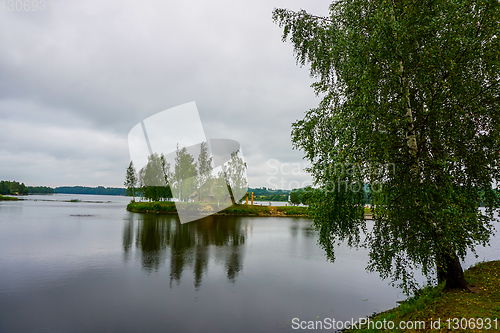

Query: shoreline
<box><xmin>344</xmin><ymin>260</ymin><xmax>500</xmax><ymax>332</ymax></box>
<box><xmin>126</xmin><ymin>201</ymin><xmax>310</xmax><ymax>217</ymax></box>
<box><xmin>127</xmin><ymin>201</ymin><xmax>374</xmax><ymax>219</ymax></box>
<box><xmin>0</xmin><ymin>195</ymin><xmax>19</xmax><ymax>201</ymax></box>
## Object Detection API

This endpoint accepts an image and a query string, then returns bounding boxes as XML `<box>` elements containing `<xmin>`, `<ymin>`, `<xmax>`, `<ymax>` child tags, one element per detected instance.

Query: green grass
<box><xmin>0</xmin><ymin>194</ymin><xmax>18</xmax><ymax>201</ymax></box>
<box><xmin>127</xmin><ymin>201</ymin><xmax>177</xmax><ymax>214</ymax></box>
<box><xmin>276</xmin><ymin>205</ymin><xmax>309</xmax><ymax>215</ymax></box>
<box><xmin>219</xmin><ymin>204</ymin><xmax>270</xmax><ymax>215</ymax></box>
<box><xmin>345</xmin><ymin>260</ymin><xmax>500</xmax><ymax>332</ymax></box>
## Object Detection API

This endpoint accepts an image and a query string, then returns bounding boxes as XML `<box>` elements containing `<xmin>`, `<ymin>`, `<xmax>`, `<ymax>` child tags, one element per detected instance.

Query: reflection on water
<box><xmin>2</xmin><ymin>196</ymin><xmax>499</xmax><ymax>333</ymax></box>
<box><xmin>290</xmin><ymin>219</ymin><xmax>316</xmax><ymax>239</ymax></box>
<box><xmin>123</xmin><ymin>214</ymin><xmax>246</xmax><ymax>288</ymax></box>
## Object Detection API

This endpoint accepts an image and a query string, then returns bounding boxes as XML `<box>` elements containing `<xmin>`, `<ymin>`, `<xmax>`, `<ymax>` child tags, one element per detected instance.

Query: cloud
<box><xmin>0</xmin><ymin>0</ymin><xmax>332</xmax><ymax>188</ymax></box>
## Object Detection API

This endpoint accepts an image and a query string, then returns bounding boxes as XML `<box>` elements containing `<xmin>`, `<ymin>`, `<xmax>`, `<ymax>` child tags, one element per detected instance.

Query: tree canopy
<box><xmin>124</xmin><ymin>161</ymin><xmax>138</xmax><ymax>199</ymax></box>
<box><xmin>273</xmin><ymin>0</ymin><xmax>500</xmax><ymax>293</ymax></box>
<box><xmin>289</xmin><ymin>186</ymin><xmax>315</xmax><ymax>206</ymax></box>
<box><xmin>0</xmin><ymin>181</ymin><xmax>28</xmax><ymax>195</ymax></box>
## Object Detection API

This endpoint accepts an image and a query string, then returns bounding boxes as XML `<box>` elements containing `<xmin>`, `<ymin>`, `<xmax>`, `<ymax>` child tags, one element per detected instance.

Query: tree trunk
<box><xmin>227</xmin><ymin>184</ymin><xmax>236</xmax><ymax>205</ymax></box>
<box><xmin>437</xmin><ymin>251</ymin><xmax>469</xmax><ymax>290</ymax></box>
<box><xmin>221</xmin><ymin>164</ymin><xmax>237</xmax><ymax>205</ymax></box>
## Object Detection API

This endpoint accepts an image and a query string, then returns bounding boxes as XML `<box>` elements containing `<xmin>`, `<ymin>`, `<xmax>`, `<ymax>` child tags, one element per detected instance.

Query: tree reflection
<box><xmin>123</xmin><ymin>214</ymin><xmax>246</xmax><ymax>289</ymax></box>
<box><xmin>123</xmin><ymin>215</ymin><xmax>134</xmax><ymax>262</ymax></box>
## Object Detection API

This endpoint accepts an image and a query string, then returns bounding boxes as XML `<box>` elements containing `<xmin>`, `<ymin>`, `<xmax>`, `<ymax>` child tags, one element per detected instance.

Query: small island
<box><xmin>126</xmin><ymin>201</ymin><xmax>309</xmax><ymax>217</ymax></box>
<box><xmin>0</xmin><ymin>194</ymin><xmax>19</xmax><ymax>201</ymax></box>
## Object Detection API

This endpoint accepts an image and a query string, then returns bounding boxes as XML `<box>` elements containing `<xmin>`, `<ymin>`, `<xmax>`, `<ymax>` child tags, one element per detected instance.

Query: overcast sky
<box><xmin>0</xmin><ymin>0</ymin><xmax>332</xmax><ymax>189</ymax></box>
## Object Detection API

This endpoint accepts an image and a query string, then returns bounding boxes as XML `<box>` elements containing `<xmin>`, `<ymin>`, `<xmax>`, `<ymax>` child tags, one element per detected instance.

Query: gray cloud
<box><xmin>0</xmin><ymin>0</ymin><xmax>331</xmax><ymax>189</ymax></box>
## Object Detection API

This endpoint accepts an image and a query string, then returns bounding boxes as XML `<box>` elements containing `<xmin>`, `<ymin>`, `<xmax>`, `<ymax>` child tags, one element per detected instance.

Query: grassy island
<box><xmin>0</xmin><ymin>194</ymin><xmax>19</xmax><ymax>201</ymax></box>
<box><xmin>344</xmin><ymin>260</ymin><xmax>500</xmax><ymax>332</ymax></box>
<box><xmin>126</xmin><ymin>201</ymin><xmax>309</xmax><ymax>217</ymax></box>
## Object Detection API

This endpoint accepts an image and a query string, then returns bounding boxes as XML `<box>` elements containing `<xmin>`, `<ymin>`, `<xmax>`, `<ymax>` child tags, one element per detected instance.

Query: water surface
<box><xmin>0</xmin><ymin>195</ymin><xmax>498</xmax><ymax>332</ymax></box>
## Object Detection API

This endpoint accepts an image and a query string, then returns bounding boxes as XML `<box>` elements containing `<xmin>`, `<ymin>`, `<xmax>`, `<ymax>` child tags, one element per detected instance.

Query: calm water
<box><xmin>0</xmin><ymin>195</ymin><xmax>498</xmax><ymax>333</ymax></box>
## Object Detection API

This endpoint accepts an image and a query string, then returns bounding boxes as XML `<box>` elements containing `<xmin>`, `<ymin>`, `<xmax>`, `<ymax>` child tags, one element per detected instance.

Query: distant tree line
<box><xmin>251</xmin><ymin>194</ymin><xmax>289</xmax><ymax>202</ymax></box>
<box><xmin>1</xmin><ymin>181</ymin><xmax>128</xmax><ymax>196</ymax></box>
<box><xmin>55</xmin><ymin>186</ymin><xmax>126</xmax><ymax>196</ymax></box>
<box><xmin>28</xmin><ymin>186</ymin><xmax>55</xmax><ymax>194</ymax></box>
<box><xmin>289</xmin><ymin>185</ymin><xmax>376</xmax><ymax>206</ymax></box>
<box><xmin>246</xmin><ymin>187</ymin><xmax>290</xmax><ymax>202</ymax></box>
<box><xmin>248</xmin><ymin>187</ymin><xmax>290</xmax><ymax>196</ymax></box>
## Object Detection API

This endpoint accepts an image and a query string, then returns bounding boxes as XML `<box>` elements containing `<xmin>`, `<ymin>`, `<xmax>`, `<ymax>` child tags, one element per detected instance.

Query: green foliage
<box><xmin>211</xmin><ymin>172</ymin><xmax>229</xmax><ymax>204</ymax></box>
<box><xmin>247</xmin><ymin>187</ymin><xmax>290</xmax><ymax>202</ymax></box>
<box><xmin>346</xmin><ymin>261</ymin><xmax>500</xmax><ymax>332</ymax></box>
<box><xmin>124</xmin><ymin>161</ymin><xmax>137</xmax><ymax>198</ymax></box>
<box><xmin>0</xmin><ymin>181</ymin><xmax>28</xmax><ymax>195</ymax></box>
<box><xmin>174</xmin><ymin>146</ymin><xmax>197</xmax><ymax>202</ymax></box>
<box><xmin>141</xmin><ymin>153</ymin><xmax>173</xmax><ymax>201</ymax></box>
<box><xmin>289</xmin><ymin>189</ymin><xmax>301</xmax><ymax>205</ymax></box>
<box><xmin>221</xmin><ymin>204</ymin><xmax>269</xmax><ymax>215</ymax></box>
<box><xmin>289</xmin><ymin>186</ymin><xmax>319</xmax><ymax>205</ymax></box>
<box><xmin>127</xmin><ymin>201</ymin><xmax>177</xmax><ymax>214</ymax></box>
<box><xmin>251</xmin><ymin>194</ymin><xmax>289</xmax><ymax>202</ymax></box>
<box><xmin>27</xmin><ymin>186</ymin><xmax>54</xmax><ymax>194</ymax></box>
<box><xmin>224</xmin><ymin>150</ymin><xmax>248</xmax><ymax>203</ymax></box>
<box><xmin>248</xmin><ymin>187</ymin><xmax>290</xmax><ymax>196</ymax></box>
<box><xmin>276</xmin><ymin>205</ymin><xmax>309</xmax><ymax>216</ymax></box>
<box><xmin>197</xmin><ymin>142</ymin><xmax>213</xmax><ymax>202</ymax></box>
<box><xmin>55</xmin><ymin>186</ymin><xmax>126</xmax><ymax>196</ymax></box>
<box><xmin>0</xmin><ymin>194</ymin><xmax>19</xmax><ymax>201</ymax></box>
<box><xmin>274</xmin><ymin>0</ymin><xmax>500</xmax><ymax>293</ymax></box>
<box><xmin>126</xmin><ymin>202</ymin><xmax>309</xmax><ymax>217</ymax></box>
<box><xmin>135</xmin><ymin>153</ymin><xmax>173</xmax><ymax>202</ymax></box>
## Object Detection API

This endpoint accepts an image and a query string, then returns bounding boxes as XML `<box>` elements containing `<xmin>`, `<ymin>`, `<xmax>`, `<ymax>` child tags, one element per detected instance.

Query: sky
<box><xmin>0</xmin><ymin>0</ymin><xmax>332</xmax><ymax>190</ymax></box>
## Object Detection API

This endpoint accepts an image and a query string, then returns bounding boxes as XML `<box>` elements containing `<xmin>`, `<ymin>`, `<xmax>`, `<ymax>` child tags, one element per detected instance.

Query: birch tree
<box><xmin>124</xmin><ymin>161</ymin><xmax>137</xmax><ymax>200</ymax></box>
<box><xmin>273</xmin><ymin>0</ymin><xmax>500</xmax><ymax>293</ymax></box>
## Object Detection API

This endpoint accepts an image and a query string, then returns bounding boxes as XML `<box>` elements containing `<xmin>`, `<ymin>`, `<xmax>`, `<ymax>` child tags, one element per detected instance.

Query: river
<box><xmin>0</xmin><ymin>194</ymin><xmax>498</xmax><ymax>332</ymax></box>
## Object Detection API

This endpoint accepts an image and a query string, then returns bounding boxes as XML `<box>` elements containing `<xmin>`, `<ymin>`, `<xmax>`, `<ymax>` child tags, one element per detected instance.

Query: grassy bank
<box><xmin>0</xmin><ymin>194</ymin><xmax>19</xmax><ymax>201</ymax></box>
<box><xmin>345</xmin><ymin>260</ymin><xmax>500</xmax><ymax>332</ymax></box>
<box><xmin>126</xmin><ymin>201</ymin><xmax>309</xmax><ymax>217</ymax></box>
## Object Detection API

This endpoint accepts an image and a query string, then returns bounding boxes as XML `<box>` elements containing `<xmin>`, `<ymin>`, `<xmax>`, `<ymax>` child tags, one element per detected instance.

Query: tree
<box><xmin>0</xmin><ymin>181</ymin><xmax>28</xmax><ymax>195</ymax></box>
<box><xmin>160</xmin><ymin>154</ymin><xmax>174</xmax><ymax>201</ymax></box>
<box><xmin>273</xmin><ymin>0</ymin><xmax>500</xmax><ymax>293</ymax></box>
<box><xmin>300</xmin><ymin>186</ymin><xmax>315</xmax><ymax>206</ymax></box>
<box><xmin>124</xmin><ymin>161</ymin><xmax>138</xmax><ymax>200</ymax></box>
<box><xmin>212</xmin><ymin>170</ymin><xmax>229</xmax><ymax>207</ymax></box>
<box><xmin>136</xmin><ymin>154</ymin><xmax>173</xmax><ymax>202</ymax></box>
<box><xmin>174</xmin><ymin>146</ymin><xmax>197</xmax><ymax>202</ymax></box>
<box><xmin>223</xmin><ymin>150</ymin><xmax>248</xmax><ymax>204</ymax></box>
<box><xmin>197</xmin><ymin>142</ymin><xmax>213</xmax><ymax>202</ymax></box>
<box><xmin>289</xmin><ymin>189</ymin><xmax>302</xmax><ymax>206</ymax></box>
<box><xmin>137</xmin><ymin>167</ymin><xmax>146</xmax><ymax>199</ymax></box>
